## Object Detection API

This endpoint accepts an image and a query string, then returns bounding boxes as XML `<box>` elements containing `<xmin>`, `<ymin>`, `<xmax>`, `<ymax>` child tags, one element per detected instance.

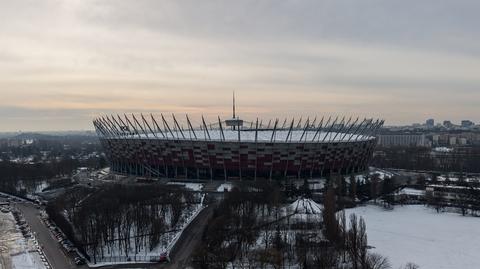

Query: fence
<box><xmin>92</xmin><ymin>255</ymin><xmax>163</xmax><ymax>264</ymax></box>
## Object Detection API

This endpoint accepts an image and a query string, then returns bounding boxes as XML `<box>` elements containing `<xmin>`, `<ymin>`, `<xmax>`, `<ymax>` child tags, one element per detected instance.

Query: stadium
<box><xmin>93</xmin><ymin>103</ymin><xmax>383</xmax><ymax>180</ymax></box>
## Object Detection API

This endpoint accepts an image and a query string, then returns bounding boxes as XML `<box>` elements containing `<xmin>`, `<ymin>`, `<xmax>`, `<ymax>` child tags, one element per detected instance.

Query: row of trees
<box><xmin>195</xmin><ymin>182</ymin><xmax>289</xmax><ymax>267</ymax></box>
<box><xmin>425</xmin><ymin>183</ymin><xmax>480</xmax><ymax>216</ymax></box>
<box><xmin>372</xmin><ymin>146</ymin><xmax>480</xmax><ymax>173</ymax></box>
<box><xmin>194</xmin><ymin>181</ymin><xmax>327</xmax><ymax>268</ymax></box>
<box><xmin>0</xmin><ymin>135</ymin><xmax>102</xmax><ymax>160</ymax></box>
<box><xmin>0</xmin><ymin>160</ymin><xmax>79</xmax><ymax>196</ymax></box>
<box><xmin>325</xmin><ymin>173</ymin><xmax>397</xmax><ymax>208</ymax></box>
<box><xmin>0</xmin><ymin>135</ymin><xmax>107</xmax><ymax>197</ymax></box>
<box><xmin>323</xmin><ymin>187</ymin><xmax>392</xmax><ymax>269</ymax></box>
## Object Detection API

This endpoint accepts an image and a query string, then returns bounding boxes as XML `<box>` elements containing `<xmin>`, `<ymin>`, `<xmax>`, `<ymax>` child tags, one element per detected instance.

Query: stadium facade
<box><xmin>94</xmin><ymin>107</ymin><xmax>383</xmax><ymax>180</ymax></box>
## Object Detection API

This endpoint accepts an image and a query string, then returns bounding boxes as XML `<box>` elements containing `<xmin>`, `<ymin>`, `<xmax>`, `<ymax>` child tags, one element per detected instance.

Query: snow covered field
<box><xmin>345</xmin><ymin>205</ymin><xmax>480</xmax><ymax>269</ymax></box>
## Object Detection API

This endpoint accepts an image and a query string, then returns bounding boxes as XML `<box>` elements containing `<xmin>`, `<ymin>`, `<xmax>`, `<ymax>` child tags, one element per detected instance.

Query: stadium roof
<box><xmin>93</xmin><ymin>114</ymin><xmax>383</xmax><ymax>143</ymax></box>
<box><xmin>116</xmin><ymin>129</ymin><xmax>371</xmax><ymax>142</ymax></box>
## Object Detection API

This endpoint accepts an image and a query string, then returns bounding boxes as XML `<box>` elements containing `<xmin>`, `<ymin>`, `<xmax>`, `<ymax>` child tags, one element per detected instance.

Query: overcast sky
<box><xmin>1</xmin><ymin>0</ymin><xmax>479</xmax><ymax>131</ymax></box>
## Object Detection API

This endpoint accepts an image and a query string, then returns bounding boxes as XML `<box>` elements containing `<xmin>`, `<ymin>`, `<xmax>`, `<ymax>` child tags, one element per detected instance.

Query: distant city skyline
<box><xmin>1</xmin><ymin>1</ymin><xmax>480</xmax><ymax>132</ymax></box>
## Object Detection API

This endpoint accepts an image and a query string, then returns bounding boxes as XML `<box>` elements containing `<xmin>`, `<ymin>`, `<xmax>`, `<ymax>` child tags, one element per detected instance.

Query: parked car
<box><xmin>159</xmin><ymin>252</ymin><xmax>170</xmax><ymax>262</ymax></box>
<box><xmin>74</xmin><ymin>257</ymin><xmax>86</xmax><ymax>265</ymax></box>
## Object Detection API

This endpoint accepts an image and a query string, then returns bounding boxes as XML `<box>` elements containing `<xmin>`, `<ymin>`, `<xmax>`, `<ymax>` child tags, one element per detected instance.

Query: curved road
<box><xmin>158</xmin><ymin>205</ymin><xmax>214</xmax><ymax>269</ymax></box>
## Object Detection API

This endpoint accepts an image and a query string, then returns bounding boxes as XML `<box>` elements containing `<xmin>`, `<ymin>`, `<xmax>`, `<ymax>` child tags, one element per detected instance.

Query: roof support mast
<box><xmin>312</xmin><ymin>116</ymin><xmax>326</xmax><ymax>142</ymax></box>
<box><xmin>150</xmin><ymin>114</ymin><xmax>166</xmax><ymax>138</ymax></box>
<box><xmin>161</xmin><ymin>114</ymin><xmax>176</xmax><ymax>139</ymax></box>
<box><xmin>347</xmin><ymin>118</ymin><xmax>366</xmax><ymax>142</ymax></box>
<box><xmin>201</xmin><ymin>116</ymin><xmax>211</xmax><ymax>140</ymax></box>
<box><xmin>270</xmin><ymin>118</ymin><xmax>279</xmax><ymax>142</ymax></box>
<box><xmin>141</xmin><ymin>114</ymin><xmax>157</xmax><ymax>138</ymax></box>
<box><xmin>233</xmin><ymin>91</ymin><xmax>236</xmax><ymax>119</ymax></box>
<box><xmin>186</xmin><ymin>114</ymin><xmax>197</xmax><ymax>140</ymax></box>
<box><xmin>172</xmin><ymin>114</ymin><xmax>186</xmax><ymax>139</ymax></box>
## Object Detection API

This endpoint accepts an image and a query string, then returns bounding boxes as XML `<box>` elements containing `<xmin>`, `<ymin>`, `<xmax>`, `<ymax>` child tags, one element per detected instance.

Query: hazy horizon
<box><xmin>1</xmin><ymin>1</ymin><xmax>480</xmax><ymax>132</ymax></box>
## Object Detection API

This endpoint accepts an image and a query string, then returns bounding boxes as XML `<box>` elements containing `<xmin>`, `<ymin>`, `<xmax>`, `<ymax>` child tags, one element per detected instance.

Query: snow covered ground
<box><xmin>217</xmin><ymin>183</ymin><xmax>234</xmax><ymax>192</ymax></box>
<box><xmin>343</xmin><ymin>168</ymin><xmax>394</xmax><ymax>185</ymax></box>
<box><xmin>167</xmin><ymin>182</ymin><xmax>204</xmax><ymax>191</ymax></box>
<box><xmin>345</xmin><ymin>205</ymin><xmax>480</xmax><ymax>269</ymax></box>
<box><xmin>396</xmin><ymin>187</ymin><xmax>425</xmax><ymax>196</ymax></box>
<box><xmin>0</xmin><ymin>212</ymin><xmax>47</xmax><ymax>269</ymax></box>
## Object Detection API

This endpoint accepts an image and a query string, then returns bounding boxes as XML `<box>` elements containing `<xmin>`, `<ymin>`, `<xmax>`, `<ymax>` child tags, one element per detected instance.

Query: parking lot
<box><xmin>0</xmin><ymin>194</ymin><xmax>52</xmax><ymax>268</ymax></box>
<box><xmin>16</xmin><ymin>202</ymin><xmax>88</xmax><ymax>269</ymax></box>
<box><xmin>0</xmin><ymin>192</ymin><xmax>88</xmax><ymax>269</ymax></box>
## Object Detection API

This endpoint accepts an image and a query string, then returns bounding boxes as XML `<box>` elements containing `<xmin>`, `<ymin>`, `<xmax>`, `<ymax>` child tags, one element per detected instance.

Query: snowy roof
<box><xmin>427</xmin><ymin>184</ymin><xmax>480</xmax><ymax>191</ymax></box>
<box><xmin>433</xmin><ymin>147</ymin><xmax>453</xmax><ymax>153</ymax></box>
<box><xmin>289</xmin><ymin>198</ymin><xmax>323</xmax><ymax>214</ymax></box>
<box><xmin>217</xmin><ymin>183</ymin><xmax>234</xmax><ymax>192</ymax></box>
<box><xmin>397</xmin><ymin>188</ymin><xmax>425</xmax><ymax>196</ymax></box>
<box><xmin>102</xmin><ymin>129</ymin><xmax>374</xmax><ymax>143</ymax></box>
<box><xmin>94</xmin><ymin>115</ymin><xmax>383</xmax><ymax>143</ymax></box>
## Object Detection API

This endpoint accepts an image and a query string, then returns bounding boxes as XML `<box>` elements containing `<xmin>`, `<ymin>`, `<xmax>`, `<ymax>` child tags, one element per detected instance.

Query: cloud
<box><xmin>0</xmin><ymin>0</ymin><xmax>479</xmax><ymax>131</ymax></box>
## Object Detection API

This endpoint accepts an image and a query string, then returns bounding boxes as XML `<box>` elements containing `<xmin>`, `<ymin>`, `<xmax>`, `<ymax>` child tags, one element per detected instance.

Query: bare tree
<box><xmin>348</xmin><ymin>214</ymin><xmax>360</xmax><ymax>269</ymax></box>
<box><xmin>323</xmin><ymin>187</ymin><xmax>339</xmax><ymax>242</ymax></box>
<box><xmin>364</xmin><ymin>253</ymin><xmax>391</xmax><ymax>269</ymax></box>
<box><xmin>403</xmin><ymin>262</ymin><xmax>420</xmax><ymax>269</ymax></box>
<box><xmin>370</xmin><ymin>174</ymin><xmax>381</xmax><ymax>202</ymax></box>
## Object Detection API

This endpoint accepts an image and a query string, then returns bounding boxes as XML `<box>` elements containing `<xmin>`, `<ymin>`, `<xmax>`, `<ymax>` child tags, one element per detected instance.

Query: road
<box><xmin>158</xmin><ymin>204</ymin><xmax>215</xmax><ymax>269</ymax></box>
<box><xmin>15</xmin><ymin>202</ymin><xmax>87</xmax><ymax>269</ymax></box>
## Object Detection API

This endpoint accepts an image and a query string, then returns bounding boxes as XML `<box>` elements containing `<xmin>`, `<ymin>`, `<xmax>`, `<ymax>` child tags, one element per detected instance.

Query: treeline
<box><xmin>46</xmin><ymin>185</ymin><xmax>94</xmax><ymax>256</ymax></box>
<box><xmin>325</xmin><ymin>174</ymin><xmax>398</xmax><ymax>208</ymax></box>
<box><xmin>0</xmin><ymin>135</ymin><xmax>107</xmax><ymax>197</ymax></box>
<box><xmin>0</xmin><ymin>160</ymin><xmax>78</xmax><ymax>195</ymax></box>
<box><xmin>0</xmin><ymin>136</ymin><xmax>102</xmax><ymax>160</ymax></box>
<box><xmin>425</xmin><ymin>175</ymin><xmax>480</xmax><ymax>217</ymax></box>
<box><xmin>322</xmin><ymin>187</ymin><xmax>394</xmax><ymax>269</ymax></box>
<box><xmin>372</xmin><ymin>146</ymin><xmax>480</xmax><ymax>173</ymax></box>
<box><xmin>51</xmin><ymin>184</ymin><xmax>200</xmax><ymax>263</ymax></box>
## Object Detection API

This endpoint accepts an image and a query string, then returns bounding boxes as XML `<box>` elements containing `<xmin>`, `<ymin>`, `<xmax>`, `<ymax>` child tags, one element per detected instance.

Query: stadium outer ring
<box><xmin>94</xmin><ymin>114</ymin><xmax>383</xmax><ymax>180</ymax></box>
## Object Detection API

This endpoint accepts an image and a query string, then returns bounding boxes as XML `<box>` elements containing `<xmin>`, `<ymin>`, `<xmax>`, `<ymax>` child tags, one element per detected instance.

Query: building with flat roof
<box><xmin>378</xmin><ymin>134</ymin><xmax>428</xmax><ymax>147</ymax></box>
